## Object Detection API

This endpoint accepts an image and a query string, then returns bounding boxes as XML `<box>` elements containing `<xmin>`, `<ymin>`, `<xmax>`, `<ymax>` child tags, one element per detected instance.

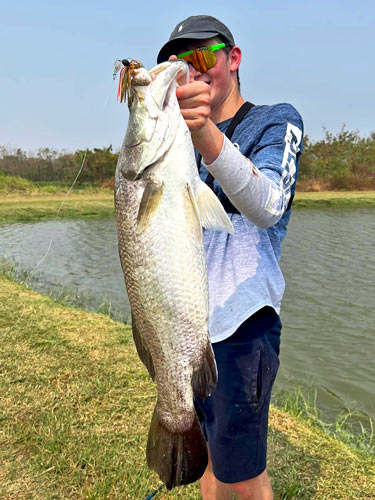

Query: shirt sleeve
<box><xmin>202</xmin><ymin>104</ymin><xmax>304</xmax><ymax>228</ymax></box>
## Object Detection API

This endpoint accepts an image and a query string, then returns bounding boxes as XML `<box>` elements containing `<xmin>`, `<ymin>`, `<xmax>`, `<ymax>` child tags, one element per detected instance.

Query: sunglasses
<box><xmin>177</xmin><ymin>43</ymin><xmax>230</xmax><ymax>73</ymax></box>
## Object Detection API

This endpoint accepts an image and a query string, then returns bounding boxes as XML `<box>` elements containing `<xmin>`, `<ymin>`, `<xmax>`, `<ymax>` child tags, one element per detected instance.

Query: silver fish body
<box><xmin>114</xmin><ymin>60</ymin><xmax>233</xmax><ymax>489</ymax></box>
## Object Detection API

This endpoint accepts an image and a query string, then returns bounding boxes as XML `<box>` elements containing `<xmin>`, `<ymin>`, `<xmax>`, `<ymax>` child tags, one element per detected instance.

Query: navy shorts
<box><xmin>195</xmin><ymin>307</ymin><xmax>281</xmax><ymax>483</ymax></box>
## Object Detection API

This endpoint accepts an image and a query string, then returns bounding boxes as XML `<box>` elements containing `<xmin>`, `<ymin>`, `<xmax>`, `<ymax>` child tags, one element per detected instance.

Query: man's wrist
<box><xmin>191</xmin><ymin>120</ymin><xmax>224</xmax><ymax>165</ymax></box>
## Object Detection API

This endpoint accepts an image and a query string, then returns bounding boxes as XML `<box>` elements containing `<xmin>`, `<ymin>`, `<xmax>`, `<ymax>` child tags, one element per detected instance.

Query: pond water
<box><xmin>1</xmin><ymin>208</ymin><xmax>374</xmax><ymax>420</ymax></box>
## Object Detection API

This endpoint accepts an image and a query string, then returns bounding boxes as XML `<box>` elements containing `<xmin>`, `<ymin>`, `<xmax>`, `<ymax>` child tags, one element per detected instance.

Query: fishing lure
<box><xmin>113</xmin><ymin>58</ymin><xmax>143</xmax><ymax>106</ymax></box>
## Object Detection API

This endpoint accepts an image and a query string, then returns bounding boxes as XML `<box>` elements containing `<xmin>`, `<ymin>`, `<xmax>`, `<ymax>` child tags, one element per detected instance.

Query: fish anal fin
<box><xmin>192</xmin><ymin>341</ymin><xmax>218</xmax><ymax>399</ymax></box>
<box><xmin>147</xmin><ymin>405</ymin><xmax>207</xmax><ymax>490</ymax></box>
<box><xmin>136</xmin><ymin>181</ymin><xmax>163</xmax><ymax>234</ymax></box>
<box><xmin>196</xmin><ymin>181</ymin><xmax>234</xmax><ymax>234</ymax></box>
<box><xmin>131</xmin><ymin>314</ymin><xmax>155</xmax><ymax>381</ymax></box>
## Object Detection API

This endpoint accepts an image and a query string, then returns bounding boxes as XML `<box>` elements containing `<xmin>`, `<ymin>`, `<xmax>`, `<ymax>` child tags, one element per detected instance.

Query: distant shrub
<box><xmin>1</xmin><ymin>128</ymin><xmax>374</xmax><ymax>191</ymax></box>
<box><xmin>0</xmin><ymin>174</ymin><xmax>34</xmax><ymax>193</ymax></box>
<box><xmin>299</xmin><ymin>126</ymin><xmax>375</xmax><ymax>190</ymax></box>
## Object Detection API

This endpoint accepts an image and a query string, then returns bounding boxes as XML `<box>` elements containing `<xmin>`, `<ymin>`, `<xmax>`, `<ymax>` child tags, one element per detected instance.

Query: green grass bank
<box><xmin>1</xmin><ymin>274</ymin><xmax>374</xmax><ymax>500</ymax></box>
<box><xmin>1</xmin><ymin>190</ymin><xmax>375</xmax><ymax>224</ymax></box>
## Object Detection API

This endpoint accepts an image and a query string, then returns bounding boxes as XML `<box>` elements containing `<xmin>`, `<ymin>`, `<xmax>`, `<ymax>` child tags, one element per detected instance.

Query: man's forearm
<box><xmin>190</xmin><ymin>119</ymin><xmax>225</xmax><ymax>165</ymax></box>
<box><xmin>203</xmin><ymin>136</ymin><xmax>290</xmax><ymax>228</ymax></box>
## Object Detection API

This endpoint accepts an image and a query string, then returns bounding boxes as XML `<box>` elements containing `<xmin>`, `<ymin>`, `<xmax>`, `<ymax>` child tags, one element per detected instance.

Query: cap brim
<box><xmin>157</xmin><ymin>31</ymin><xmax>220</xmax><ymax>63</ymax></box>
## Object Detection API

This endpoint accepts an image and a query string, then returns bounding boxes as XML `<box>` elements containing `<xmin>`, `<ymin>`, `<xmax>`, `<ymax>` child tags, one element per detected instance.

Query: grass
<box><xmin>0</xmin><ymin>193</ymin><xmax>114</xmax><ymax>223</ymax></box>
<box><xmin>0</xmin><ymin>173</ymin><xmax>106</xmax><ymax>194</ymax></box>
<box><xmin>273</xmin><ymin>387</ymin><xmax>374</xmax><ymax>458</ymax></box>
<box><xmin>293</xmin><ymin>190</ymin><xmax>375</xmax><ymax>208</ymax></box>
<box><xmin>1</xmin><ymin>183</ymin><xmax>375</xmax><ymax>223</ymax></box>
<box><xmin>1</xmin><ymin>191</ymin><xmax>374</xmax><ymax>224</ymax></box>
<box><xmin>1</xmin><ymin>273</ymin><xmax>374</xmax><ymax>499</ymax></box>
<box><xmin>0</xmin><ymin>259</ymin><xmax>130</xmax><ymax>324</ymax></box>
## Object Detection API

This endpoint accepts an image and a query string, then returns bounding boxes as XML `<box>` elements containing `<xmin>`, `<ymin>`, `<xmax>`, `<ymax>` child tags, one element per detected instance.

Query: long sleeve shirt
<box><xmin>199</xmin><ymin>103</ymin><xmax>304</xmax><ymax>342</ymax></box>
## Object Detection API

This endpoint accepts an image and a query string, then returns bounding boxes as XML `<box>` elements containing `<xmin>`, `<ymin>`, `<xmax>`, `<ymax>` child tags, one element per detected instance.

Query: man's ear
<box><xmin>229</xmin><ymin>46</ymin><xmax>242</xmax><ymax>72</ymax></box>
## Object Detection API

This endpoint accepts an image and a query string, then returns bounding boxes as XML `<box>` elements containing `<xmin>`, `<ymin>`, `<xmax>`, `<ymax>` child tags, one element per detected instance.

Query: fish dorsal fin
<box><xmin>136</xmin><ymin>181</ymin><xmax>163</xmax><ymax>234</ymax></box>
<box><xmin>196</xmin><ymin>181</ymin><xmax>234</xmax><ymax>234</ymax></box>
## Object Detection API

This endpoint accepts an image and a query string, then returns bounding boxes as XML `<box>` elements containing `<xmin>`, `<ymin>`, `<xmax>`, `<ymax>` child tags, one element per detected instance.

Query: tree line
<box><xmin>1</xmin><ymin>127</ymin><xmax>374</xmax><ymax>190</ymax></box>
<box><xmin>0</xmin><ymin>146</ymin><xmax>117</xmax><ymax>185</ymax></box>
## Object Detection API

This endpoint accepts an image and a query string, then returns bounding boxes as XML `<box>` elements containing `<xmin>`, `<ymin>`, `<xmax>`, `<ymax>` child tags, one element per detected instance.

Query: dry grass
<box><xmin>294</xmin><ymin>190</ymin><xmax>375</xmax><ymax>208</ymax></box>
<box><xmin>1</xmin><ymin>274</ymin><xmax>374</xmax><ymax>499</ymax></box>
<box><xmin>0</xmin><ymin>193</ymin><xmax>114</xmax><ymax>223</ymax></box>
<box><xmin>1</xmin><ymin>190</ymin><xmax>375</xmax><ymax>224</ymax></box>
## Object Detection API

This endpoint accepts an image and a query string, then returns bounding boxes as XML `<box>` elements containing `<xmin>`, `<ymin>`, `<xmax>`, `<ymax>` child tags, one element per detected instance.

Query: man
<box><xmin>157</xmin><ymin>15</ymin><xmax>303</xmax><ymax>500</ymax></box>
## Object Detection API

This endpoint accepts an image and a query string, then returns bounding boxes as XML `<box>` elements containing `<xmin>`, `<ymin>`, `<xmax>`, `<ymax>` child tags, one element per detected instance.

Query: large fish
<box><xmin>114</xmin><ymin>59</ymin><xmax>233</xmax><ymax>489</ymax></box>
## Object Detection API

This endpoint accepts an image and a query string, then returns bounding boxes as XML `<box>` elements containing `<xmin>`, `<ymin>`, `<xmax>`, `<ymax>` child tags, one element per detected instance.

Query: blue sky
<box><xmin>1</xmin><ymin>0</ymin><xmax>374</xmax><ymax>153</ymax></box>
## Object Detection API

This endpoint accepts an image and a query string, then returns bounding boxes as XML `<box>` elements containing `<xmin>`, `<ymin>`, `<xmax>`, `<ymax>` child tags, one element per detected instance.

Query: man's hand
<box><xmin>168</xmin><ymin>55</ymin><xmax>224</xmax><ymax>164</ymax></box>
<box><xmin>176</xmin><ymin>80</ymin><xmax>211</xmax><ymax>134</ymax></box>
<box><xmin>169</xmin><ymin>55</ymin><xmax>211</xmax><ymax>134</ymax></box>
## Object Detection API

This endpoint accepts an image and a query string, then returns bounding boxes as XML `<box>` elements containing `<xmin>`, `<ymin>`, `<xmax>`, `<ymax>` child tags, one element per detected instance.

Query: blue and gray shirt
<box><xmin>200</xmin><ymin>103</ymin><xmax>303</xmax><ymax>343</ymax></box>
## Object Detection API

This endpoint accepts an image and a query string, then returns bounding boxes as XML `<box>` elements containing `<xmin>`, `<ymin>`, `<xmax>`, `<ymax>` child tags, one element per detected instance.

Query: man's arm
<box><xmin>202</xmin><ymin>131</ymin><xmax>301</xmax><ymax>228</ymax></box>
<box><xmin>175</xmin><ymin>74</ymin><xmax>303</xmax><ymax>228</ymax></box>
<box><xmin>176</xmin><ymin>78</ymin><xmax>225</xmax><ymax>164</ymax></box>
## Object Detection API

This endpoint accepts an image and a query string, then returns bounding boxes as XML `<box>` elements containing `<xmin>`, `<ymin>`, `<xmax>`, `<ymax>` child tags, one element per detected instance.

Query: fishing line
<box><xmin>4</xmin><ymin>151</ymin><xmax>88</xmax><ymax>334</ymax></box>
<box><xmin>31</xmin><ymin>150</ymin><xmax>87</xmax><ymax>274</ymax></box>
<box><xmin>6</xmin><ymin>60</ymin><xmax>121</xmax><ymax>334</ymax></box>
<box><xmin>103</xmin><ymin>60</ymin><xmax>122</xmax><ymax>108</ymax></box>
<box><xmin>144</xmin><ymin>484</ymin><xmax>164</xmax><ymax>500</ymax></box>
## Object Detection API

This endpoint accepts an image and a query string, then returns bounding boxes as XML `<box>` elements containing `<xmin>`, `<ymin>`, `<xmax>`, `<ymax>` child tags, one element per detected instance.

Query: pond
<box><xmin>1</xmin><ymin>208</ymin><xmax>374</xmax><ymax>421</ymax></box>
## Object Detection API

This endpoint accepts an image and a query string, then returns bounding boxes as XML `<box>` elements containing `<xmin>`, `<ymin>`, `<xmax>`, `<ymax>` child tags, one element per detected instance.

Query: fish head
<box><xmin>117</xmin><ymin>60</ymin><xmax>189</xmax><ymax>181</ymax></box>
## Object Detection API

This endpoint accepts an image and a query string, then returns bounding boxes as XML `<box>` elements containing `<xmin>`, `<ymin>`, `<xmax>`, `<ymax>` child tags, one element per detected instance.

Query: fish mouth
<box><xmin>161</xmin><ymin>79</ymin><xmax>176</xmax><ymax>110</ymax></box>
<box><xmin>150</xmin><ymin>60</ymin><xmax>188</xmax><ymax>110</ymax></box>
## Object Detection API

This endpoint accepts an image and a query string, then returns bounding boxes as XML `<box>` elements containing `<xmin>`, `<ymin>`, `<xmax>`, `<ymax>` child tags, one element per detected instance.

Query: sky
<box><xmin>1</xmin><ymin>0</ymin><xmax>374</xmax><ymax>153</ymax></box>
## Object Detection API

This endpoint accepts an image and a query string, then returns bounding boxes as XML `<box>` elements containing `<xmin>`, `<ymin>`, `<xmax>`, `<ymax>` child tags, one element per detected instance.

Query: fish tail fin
<box><xmin>192</xmin><ymin>341</ymin><xmax>218</xmax><ymax>399</ymax></box>
<box><xmin>146</xmin><ymin>406</ymin><xmax>207</xmax><ymax>490</ymax></box>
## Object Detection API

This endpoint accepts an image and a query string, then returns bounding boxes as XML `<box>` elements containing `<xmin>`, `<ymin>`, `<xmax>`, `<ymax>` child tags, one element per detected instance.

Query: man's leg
<box><xmin>229</xmin><ymin>470</ymin><xmax>273</xmax><ymax>500</ymax></box>
<box><xmin>196</xmin><ymin>309</ymin><xmax>281</xmax><ymax>500</ymax></box>
<box><xmin>200</xmin><ymin>448</ymin><xmax>234</xmax><ymax>500</ymax></box>
<box><xmin>200</xmin><ymin>461</ymin><xmax>273</xmax><ymax>500</ymax></box>
<box><xmin>200</xmin><ymin>449</ymin><xmax>273</xmax><ymax>500</ymax></box>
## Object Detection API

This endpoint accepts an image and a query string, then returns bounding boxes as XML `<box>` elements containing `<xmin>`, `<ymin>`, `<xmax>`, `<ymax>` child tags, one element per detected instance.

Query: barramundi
<box><xmin>114</xmin><ymin>59</ymin><xmax>233</xmax><ymax>489</ymax></box>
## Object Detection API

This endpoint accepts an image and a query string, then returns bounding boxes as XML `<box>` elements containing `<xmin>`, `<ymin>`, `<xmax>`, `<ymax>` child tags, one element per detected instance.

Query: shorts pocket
<box><xmin>237</xmin><ymin>339</ymin><xmax>279</xmax><ymax>411</ymax></box>
<box><xmin>245</xmin><ymin>347</ymin><xmax>262</xmax><ymax>406</ymax></box>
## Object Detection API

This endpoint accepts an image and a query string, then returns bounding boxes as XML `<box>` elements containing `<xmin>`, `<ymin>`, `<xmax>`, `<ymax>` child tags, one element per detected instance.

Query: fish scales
<box><xmin>116</xmin><ymin>122</ymin><xmax>208</xmax><ymax>428</ymax></box>
<box><xmin>114</xmin><ymin>60</ymin><xmax>233</xmax><ymax>489</ymax></box>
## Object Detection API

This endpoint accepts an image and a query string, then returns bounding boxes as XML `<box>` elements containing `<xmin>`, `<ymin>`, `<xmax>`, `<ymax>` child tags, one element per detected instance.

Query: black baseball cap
<box><xmin>157</xmin><ymin>15</ymin><xmax>235</xmax><ymax>63</ymax></box>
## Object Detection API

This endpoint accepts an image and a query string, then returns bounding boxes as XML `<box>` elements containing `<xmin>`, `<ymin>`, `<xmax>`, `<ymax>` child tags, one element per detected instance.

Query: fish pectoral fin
<box><xmin>196</xmin><ymin>181</ymin><xmax>234</xmax><ymax>234</ymax></box>
<box><xmin>136</xmin><ymin>181</ymin><xmax>163</xmax><ymax>234</ymax></box>
<box><xmin>147</xmin><ymin>404</ymin><xmax>207</xmax><ymax>489</ymax></box>
<box><xmin>191</xmin><ymin>341</ymin><xmax>218</xmax><ymax>399</ymax></box>
<box><xmin>131</xmin><ymin>314</ymin><xmax>155</xmax><ymax>381</ymax></box>
<box><xmin>186</xmin><ymin>183</ymin><xmax>203</xmax><ymax>240</ymax></box>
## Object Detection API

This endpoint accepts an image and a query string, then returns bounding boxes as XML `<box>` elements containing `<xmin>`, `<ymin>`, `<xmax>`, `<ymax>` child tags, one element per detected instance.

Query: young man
<box><xmin>157</xmin><ymin>15</ymin><xmax>303</xmax><ymax>500</ymax></box>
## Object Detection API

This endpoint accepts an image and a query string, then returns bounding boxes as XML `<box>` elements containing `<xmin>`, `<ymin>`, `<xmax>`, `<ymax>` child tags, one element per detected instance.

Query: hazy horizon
<box><xmin>1</xmin><ymin>0</ymin><xmax>374</xmax><ymax>152</ymax></box>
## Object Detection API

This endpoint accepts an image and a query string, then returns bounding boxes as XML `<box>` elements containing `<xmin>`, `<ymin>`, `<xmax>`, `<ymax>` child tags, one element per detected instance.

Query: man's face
<box><xmin>177</xmin><ymin>38</ymin><xmax>236</xmax><ymax>115</ymax></box>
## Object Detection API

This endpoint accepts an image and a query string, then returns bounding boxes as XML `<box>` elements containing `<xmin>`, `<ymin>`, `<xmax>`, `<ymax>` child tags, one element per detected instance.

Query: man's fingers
<box><xmin>176</xmin><ymin>80</ymin><xmax>210</xmax><ymax>99</ymax></box>
<box><xmin>180</xmin><ymin>107</ymin><xmax>210</xmax><ymax>120</ymax></box>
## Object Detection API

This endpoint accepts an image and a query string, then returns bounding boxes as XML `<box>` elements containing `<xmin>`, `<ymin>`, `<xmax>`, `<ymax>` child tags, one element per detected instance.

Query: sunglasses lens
<box><xmin>196</xmin><ymin>50</ymin><xmax>209</xmax><ymax>72</ymax></box>
<box><xmin>180</xmin><ymin>47</ymin><xmax>217</xmax><ymax>72</ymax></box>
<box><xmin>199</xmin><ymin>47</ymin><xmax>216</xmax><ymax>70</ymax></box>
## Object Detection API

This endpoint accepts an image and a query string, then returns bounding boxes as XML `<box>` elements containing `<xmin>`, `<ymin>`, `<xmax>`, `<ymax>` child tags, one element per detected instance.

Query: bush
<box><xmin>299</xmin><ymin>126</ymin><xmax>375</xmax><ymax>190</ymax></box>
